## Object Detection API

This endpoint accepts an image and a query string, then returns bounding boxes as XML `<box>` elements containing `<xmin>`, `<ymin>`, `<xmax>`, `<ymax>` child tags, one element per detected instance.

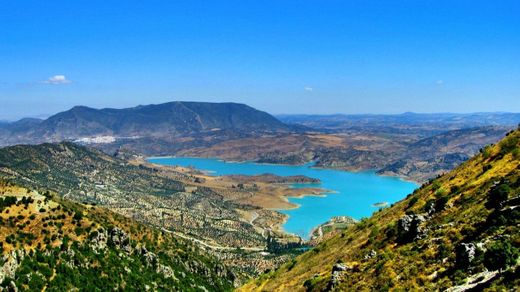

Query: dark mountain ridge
<box><xmin>0</xmin><ymin>101</ymin><xmax>290</xmax><ymax>145</ymax></box>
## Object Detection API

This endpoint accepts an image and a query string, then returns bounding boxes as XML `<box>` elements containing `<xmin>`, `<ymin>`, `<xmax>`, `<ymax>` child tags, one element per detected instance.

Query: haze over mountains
<box><xmin>2</xmin><ymin>102</ymin><xmax>518</xmax><ymax>145</ymax></box>
<box><xmin>278</xmin><ymin>112</ymin><xmax>520</xmax><ymax>136</ymax></box>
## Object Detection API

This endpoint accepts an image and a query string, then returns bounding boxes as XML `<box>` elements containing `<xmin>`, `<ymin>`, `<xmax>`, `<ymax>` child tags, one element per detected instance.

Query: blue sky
<box><xmin>1</xmin><ymin>1</ymin><xmax>519</xmax><ymax>120</ymax></box>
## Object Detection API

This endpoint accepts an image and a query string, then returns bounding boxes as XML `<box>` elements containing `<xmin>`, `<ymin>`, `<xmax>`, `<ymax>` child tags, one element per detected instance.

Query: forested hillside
<box><xmin>0</xmin><ymin>181</ymin><xmax>235</xmax><ymax>291</ymax></box>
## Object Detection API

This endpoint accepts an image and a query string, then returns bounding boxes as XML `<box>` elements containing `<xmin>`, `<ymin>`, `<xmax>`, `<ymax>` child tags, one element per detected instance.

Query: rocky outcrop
<box><xmin>0</xmin><ymin>251</ymin><xmax>25</xmax><ymax>285</ymax></box>
<box><xmin>446</xmin><ymin>270</ymin><xmax>499</xmax><ymax>292</ymax></box>
<box><xmin>89</xmin><ymin>228</ymin><xmax>108</xmax><ymax>252</ymax></box>
<box><xmin>156</xmin><ymin>264</ymin><xmax>175</xmax><ymax>279</ymax></box>
<box><xmin>456</xmin><ymin>242</ymin><xmax>485</xmax><ymax>269</ymax></box>
<box><xmin>397</xmin><ymin>214</ymin><xmax>427</xmax><ymax>243</ymax></box>
<box><xmin>327</xmin><ymin>263</ymin><xmax>357</xmax><ymax>291</ymax></box>
<box><xmin>108</xmin><ymin>227</ymin><xmax>132</xmax><ymax>253</ymax></box>
<box><xmin>363</xmin><ymin>250</ymin><xmax>377</xmax><ymax>260</ymax></box>
<box><xmin>137</xmin><ymin>246</ymin><xmax>158</xmax><ymax>268</ymax></box>
<box><xmin>456</xmin><ymin>243</ymin><xmax>477</xmax><ymax>268</ymax></box>
<box><xmin>328</xmin><ymin>264</ymin><xmax>346</xmax><ymax>291</ymax></box>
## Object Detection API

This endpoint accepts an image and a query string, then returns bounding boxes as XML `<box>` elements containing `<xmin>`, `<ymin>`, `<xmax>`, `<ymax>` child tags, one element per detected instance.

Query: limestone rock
<box><xmin>138</xmin><ymin>246</ymin><xmax>158</xmax><ymax>268</ymax></box>
<box><xmin>397</xmin><ymin>214</ymin><xmax>427</xmax><ymax>243</ymax></box>
<box><xmin>89</xmin><ymin>228</ymin><xmax>108</xmax><ymax>252</ymax></box>
<box><xmin>0</xmin><ymin>251</ymin><xmax>24</xmax><ymax>284</ymax></box>
<box><xmin>456</xmin><ymin>242</ymin><xmax>484</xmax><ymax>269</ymax></box>
<box><xmin>364</xmin><ymin>250</ymin><xmax>377</xmax><ymax>260</ymax></box>
<box><xmin>332</xmin><ymin>263</ymin><xmax>348</xmax><ymax>272</ymax></box>
<box><xmin>156</xmin><ymin>264</ymin><xmax>175</xmax><ymax>279</ymax></box>
<box><xmin>108</xmin><ymin>227</ymin><xmax>132</xmax><ymax>252</ymax></box>
<box><xmin>456</xmin><ymin>243</ymin><xmax>476</xmax><ymax>268</ymax></box>
<box><xmin>327</xmin><ymin>263</ymin><xmax>350</xmax><ymax>291</ymax></box>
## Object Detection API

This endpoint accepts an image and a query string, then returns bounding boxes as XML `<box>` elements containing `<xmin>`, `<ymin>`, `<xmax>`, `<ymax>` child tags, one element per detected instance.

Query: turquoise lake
<box><xmin>147</xmin><ymin>157</ymin><xmax>418</xmax><ymax>239</ymax></box>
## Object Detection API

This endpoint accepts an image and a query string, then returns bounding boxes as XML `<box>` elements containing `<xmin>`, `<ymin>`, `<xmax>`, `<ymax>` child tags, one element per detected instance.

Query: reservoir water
<box><xmin>148</xmin><ymin>157</ymin><xmax>418</xmax><ymax>239</ymax></box>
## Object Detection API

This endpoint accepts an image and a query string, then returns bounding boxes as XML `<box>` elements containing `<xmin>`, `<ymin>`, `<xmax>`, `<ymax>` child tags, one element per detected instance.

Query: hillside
<box><xmin>0</xmin><ymin>180</ymin><xmax>235</xmax><ymax>291</ymax></box>
<box><xmin>376</xmin><ymin>126</ymin><xmax>510</xmax><ymax>181</ymax></box>
<box><xmin>0</xmin><ymin>101</ymin><xmax>289</xmax><ymax>145</ymax></box>
<box><xmin>0</xmin><ymin>142</ymin><xmax>277</xmax><ymax>249</ymax></box>
<box><xmin>0</xmin><ymin>142</ymin><xmax>186</xmax><ymax>198</ymax></box>
<box><xmin>179</xmin><ymin>126</ymin><xmax>510</xmax><ymax>182</ymax></box>
<box><xmin>0</xmin><ymin>142</ymin><xmax>315</xmax><ymax>277</ymax></box>
<box><xmin>241</xmin><ymin>127</ymin><xmax>520</xmax><ymax>291</ymax></box>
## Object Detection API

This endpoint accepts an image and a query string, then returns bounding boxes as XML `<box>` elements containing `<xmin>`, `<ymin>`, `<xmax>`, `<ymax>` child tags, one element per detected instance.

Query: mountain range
<box><xmin>1</xmin><ymin>102</ymin><xmax>519</xmax><ymax>183</ymax></box>
<box><xmin>1</xmin><ymin>122</ymin><xmax>518</xmax><ymax>291</ymax></box>
<box><xmin>278</xmin><ymin>112</ymin><xmax>520</xmax><ymax>136</ymax></box>
<box><xmin>0</xmin><ymin>102</ymin><xmax>289</xmax><ymax>146</ymax></box>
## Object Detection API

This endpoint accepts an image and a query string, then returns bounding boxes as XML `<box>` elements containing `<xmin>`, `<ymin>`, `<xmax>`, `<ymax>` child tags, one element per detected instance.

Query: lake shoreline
<box><xmin>146</xmin><ymin>155</ymin><xmax>421</xmax><ymax>185</ymax></box>
<box><xmin>147</xmin><ymin>156</ymin><xmax>418</xmax><ymax>240</ymax></box>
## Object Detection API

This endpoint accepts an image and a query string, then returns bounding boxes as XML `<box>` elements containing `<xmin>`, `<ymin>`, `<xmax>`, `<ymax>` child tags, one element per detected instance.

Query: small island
<box><xmin>372</xmin><ymin>202</ymin><xmax>389</xmax><ymax>207</ymax></box>
<box><xmin>225</xmin><ymin>173</ymin><xmax>321</xmax><ymax>184</ymax></box>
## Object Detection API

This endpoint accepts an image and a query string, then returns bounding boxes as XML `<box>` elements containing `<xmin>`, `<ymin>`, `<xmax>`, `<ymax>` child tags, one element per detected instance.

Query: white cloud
<box><xmin>436</xmin><ymin>80</ymin><xmax>444</xmax><ymax>85</ymax></box>
<box><xmin>44</xmin><ymin>75</ymin><xmax>72</xmax><ymax>85</ymax></box>
<box><xmin>304</xmin><ymin>86</ymin><xmax>313</xmax><ymax>92</ymax></box>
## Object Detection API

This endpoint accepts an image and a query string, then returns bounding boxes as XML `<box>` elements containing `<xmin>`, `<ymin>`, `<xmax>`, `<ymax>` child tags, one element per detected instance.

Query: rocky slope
<box><xmin>0</xmin><ymin>180</ymin><xmax>235</xmax><ymax>291</ymax></box>
<box><xmin>241</xmin><ymin>127</ymin><xmax>520</xmax><ymax>291</ymax></box>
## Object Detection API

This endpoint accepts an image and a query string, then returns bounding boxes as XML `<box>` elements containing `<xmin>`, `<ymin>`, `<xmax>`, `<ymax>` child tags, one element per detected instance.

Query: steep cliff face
<box><xmin>242</xmin><ymin>128</ymin><xmax>520</xmax><ymax>291</ymax></box>
<box><xmin>0</xmin><ymin>181</ymin><xmax>235</xmax><ymax>291</ymax></box>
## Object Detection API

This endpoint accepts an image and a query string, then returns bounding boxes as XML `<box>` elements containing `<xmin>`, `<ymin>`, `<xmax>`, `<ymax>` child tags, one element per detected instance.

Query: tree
<box><xmin>486</xmin><ymin>183</ymin><xmax>510</xmax><ymax>209</ymax></box>
<box><xmin>484</xmin><ymin>240</ymin><xmax>519</xmax><ymax>272</ymax></box>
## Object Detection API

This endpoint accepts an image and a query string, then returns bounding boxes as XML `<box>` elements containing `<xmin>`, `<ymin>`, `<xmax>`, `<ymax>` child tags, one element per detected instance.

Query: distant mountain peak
<box><xmin>70</xmin><ymin>105</ymin><xmax>94</xmax><ymax>111</ymax></box>
<box><xmin>0</xmin><ymin>101</ymin><xmax>290</xmax><ymax>144</ymax></box>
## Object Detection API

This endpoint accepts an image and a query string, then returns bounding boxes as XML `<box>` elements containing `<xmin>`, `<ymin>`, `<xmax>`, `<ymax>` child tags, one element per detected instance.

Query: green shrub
<box><xmin>303</xmin><ymin>275</ymin><xmax>323</xmax><ymax>291</ymax></box>
<box><xmin>481</xmin><ymin>146</ymin><xmax>492</xmax><ymax>159</ymax></box>
<box><xmin>435</xmin><ymin>188</ymin><xmax>448</xmax><ymax>198</ymax></box>
<box><xmin>512</xmin><ymin>148</ymin><xmax>520</xmax><ymax>160</ymax></box>
<box><xmin>407</xmin><ymin>197</ymin><xmax>419</xmax><ymax>208</ymax></box>
<box><xmin>73</xmin><ymin>212</ymin><xmax>83</xmax><ymax>221</ymax></box>
<box><xmin>499</xmin><ymin>136</ymin><xmax>519</xmax><ymax>156</ymax></box>
<box><xmin>484</xmin><ymin>240</ymin><xmax>519</xmax><ymax>271</ymax></box>
<box><xmin>486</xmin><ymin>183</ymin><xmax>510</xmax><ymax>209</ymax></box>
